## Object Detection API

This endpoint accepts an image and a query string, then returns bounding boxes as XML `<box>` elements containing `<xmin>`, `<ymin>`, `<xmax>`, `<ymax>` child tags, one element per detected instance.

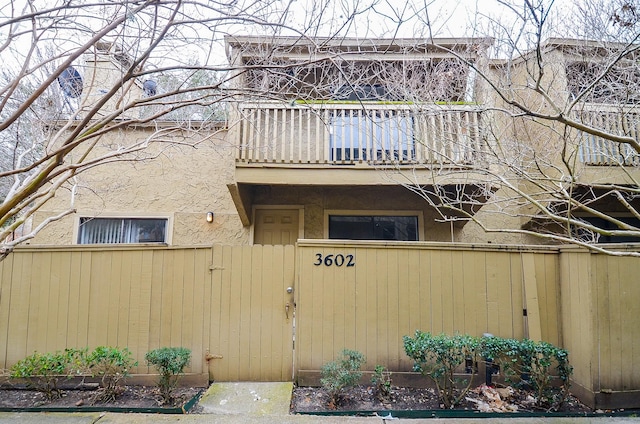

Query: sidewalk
<box><xmin>0</xmin><ymin>382</ymin><xmax>638</xmax><ymax>423</ymax></box>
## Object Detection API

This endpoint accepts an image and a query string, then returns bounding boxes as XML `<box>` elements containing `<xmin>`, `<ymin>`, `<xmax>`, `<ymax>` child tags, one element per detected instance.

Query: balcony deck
<box><xmin>575</xmin><ymin>103</ymin><xmax>640</xmax><ymax>166</ymax></box>
<box><xmin>235</xmin><ymin>101</ymin><xmax>485</xmax><ymax>174</ymax></box>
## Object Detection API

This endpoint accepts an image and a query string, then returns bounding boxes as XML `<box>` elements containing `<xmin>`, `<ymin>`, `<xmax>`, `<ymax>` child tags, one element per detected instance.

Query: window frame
<box><xmin>74</xmin><ymin>213</ymin><xmax>172</xmax><ymax>245</ymax></box>
<box><xmin>323</xmin><ymin>210</ymin><xmax>424</xmax><ymax>241</ymax></box>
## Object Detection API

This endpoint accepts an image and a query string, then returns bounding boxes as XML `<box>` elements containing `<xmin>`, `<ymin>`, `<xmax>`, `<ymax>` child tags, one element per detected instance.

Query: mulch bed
<box><xmin>0</xmin><ymin>385</ymin><xmax>202</xmax><ymax>412</ymax></box>
<box><xmin>291</xmin><ymin>384</ymin><xmax>592</xmax><ymax>414</ymax></box>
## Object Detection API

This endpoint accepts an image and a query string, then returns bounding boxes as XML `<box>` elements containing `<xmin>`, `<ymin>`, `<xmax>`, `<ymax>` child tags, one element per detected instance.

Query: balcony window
<box><xmin>567</xmin><ymin>62</ymin><xmax>640</xmax><ymax>104</ymax></box>
<box><xmin>332</xmin><ymin>84</ymin><xmax>391</xmax><ymax>101</ymax></box>
<box><xmin>329</xmin><ymin>111</ymin><xmax>415</xmax><ymax>161</ymax></box>
<box><xmin>328</xmin><ymin>215</ymin><xmax>418</xmax><ymax>241</ymax></box>
<box><xmin>78</xmin><ymin>217</ymin><xmax>167</xmax><ymax>244</ymax></box>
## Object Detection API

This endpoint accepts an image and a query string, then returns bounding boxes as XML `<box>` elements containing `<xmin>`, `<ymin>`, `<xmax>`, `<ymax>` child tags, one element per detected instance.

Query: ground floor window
<box><xmin>328</xmin><ymin>215</ymin><xmax>419</xmax><ymax>241</ymax></box>
<box><xmin>78</xmin><ymin>217</ymin><xmax>167</xmax><ymax>244</ymax></box>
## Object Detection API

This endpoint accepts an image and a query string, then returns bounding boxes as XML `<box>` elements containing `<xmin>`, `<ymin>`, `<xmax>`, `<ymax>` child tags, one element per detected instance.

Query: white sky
<box><xmin>0</xmin><ymin>0</ymin><xmax>579</xmax><ymax>71</ymax></box>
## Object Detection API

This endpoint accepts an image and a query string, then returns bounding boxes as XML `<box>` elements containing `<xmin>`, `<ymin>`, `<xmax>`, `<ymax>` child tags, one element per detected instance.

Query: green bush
<box><xmin>9</xmin><ymin>346</ymin><xmax>137</xmax><ymax>402</ymax></box>
<box><xmin>9</xmin><ymin>349</ymin><xmax>83</xmax><ymax>399</ymax></box>
<box><xmin>86</xmin><ymin>346</ymin><xmax>137</xmax><ymax>402</ymax></box>
<box><xmin>67</xmin><ymin>347</ymin><xmax>90</xmax><ymax>376</ymax></box>
<box><xmin>145</xmin><ymin>347</ymin><xmax>192</xmax><ymax>403</ymax></box>
<box><xmin>404</xmin><ymin>332</ymin><xmax>574</xmax><ymax>410</ymax></box>
<box><xmin>320</xmin><ymin>349</ymin><xmax>365</xmax><ymax>406</ymax></box>
<box><xmin>403</xmin><ymin>331</ymin><xmax>479</xmax><ymax>408</ymax></box>
<box><xmin>371</xmin><ymin>364</ymin><xmax>392</xmax><ymax>400</ymax></box>
<box><xmin>481</xmin><ymin>337</ymin><xmax>572</xmax><ymax>409</ymax></box>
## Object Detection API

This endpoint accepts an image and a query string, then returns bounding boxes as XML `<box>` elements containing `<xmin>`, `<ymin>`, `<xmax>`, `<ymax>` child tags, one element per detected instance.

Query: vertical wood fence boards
<box><xmin>1</xmin><ymin>242</ymin><xmax>639</xmax><ymax>402</ymax></box>
<box><xmin>294</xmin><ymin>241</ymin><xmax>561</xmax><ymax>375</ymax></box>
<box><xmin>0</xmin><ymin>247</ymin><xmax>214</xmax><ymax>376</ymax></box>
<box><xmin>559</xmin><ymin>250</ymin><xmax>596</xmax><ymax>396</ymax></box>
<box><xmin>558</xmin><ymin>248</ymin><xmax>640</xmax><ymax>406</ymax></box>
<box><xmin>206</xmin><ymin>244</ymin><xmax>295</xmax><ymax>382</ymax></box>
<box><xmin>590</xmin><ymin>253</ymin><xmax>640</xmax><ymax>392</ymax></box>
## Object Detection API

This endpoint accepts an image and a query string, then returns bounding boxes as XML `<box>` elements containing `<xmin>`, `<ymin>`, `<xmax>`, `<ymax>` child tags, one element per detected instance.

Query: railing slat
<box><xmin>298</xmin><ymin>108</ymin><xmax>303</xmax><ymax>163</ymax></box>
<box><xmin>247</xmin><ymin>109</ymin><xmax>256</xmax><ymax>162</ymax></box>
<box><xmin>272</xmin><ymin>108</ymin><xmax>279</xmax><ymax>162</ymax></box>
<box><xmin>289</xmin><ymin>109</ymin><xmax>294</xmax><ymax>163</ymax></box>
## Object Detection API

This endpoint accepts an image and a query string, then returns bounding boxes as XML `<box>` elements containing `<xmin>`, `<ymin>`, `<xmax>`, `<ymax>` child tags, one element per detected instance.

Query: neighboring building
<box><xmin>29</xmin><ymin>37</ymin><xmax>640</xmax><ymax>247</ymax></box>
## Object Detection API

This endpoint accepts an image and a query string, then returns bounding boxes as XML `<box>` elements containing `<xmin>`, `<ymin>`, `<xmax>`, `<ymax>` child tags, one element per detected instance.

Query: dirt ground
<box><xmin>291</xmin><ymin>384</ymin><xmax>592</xmax><ymax>414</ymax></box>
<box><xmin>0</xmin><ymin>386</ymin><xmax>201</xmax><ymax>410</ymax></box>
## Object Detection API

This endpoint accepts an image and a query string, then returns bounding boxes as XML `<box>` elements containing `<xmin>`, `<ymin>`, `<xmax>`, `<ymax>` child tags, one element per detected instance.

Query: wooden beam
<box><xmin>226</xmin><ymin>183</ymin><xmax>252</xmax><ymax>226</ymax></box>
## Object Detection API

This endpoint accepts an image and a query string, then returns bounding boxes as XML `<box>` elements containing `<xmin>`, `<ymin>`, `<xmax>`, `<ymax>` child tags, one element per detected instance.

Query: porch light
<box><xmin>206</xmin><ymin>212</ymin><xmax>214</xmax><ymax>223</ymax></box>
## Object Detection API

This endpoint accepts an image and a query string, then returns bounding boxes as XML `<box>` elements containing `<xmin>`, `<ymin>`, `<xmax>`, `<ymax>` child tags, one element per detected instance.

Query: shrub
<box><xmin>371</xmin><ymin>364</ymin><xmax>392</xmax><ymax>400</ymax></box>
<box><xmin>86</xmin><ymin>346</ymin><xmax>137</xmax><ymax>402</ymax></box>
<box><xmin>67</xmin><ymin>347</ymin><xmax>90</xmax><ymax>376</ymax></box>
<box><xmin>145</xmin><ymin>347</ymin><xmax>192</xmax><ymax>403</ymax></box>
<box><xmin>9</xmin><ymin>349</ymin><xmax>81</xmax><ymax>399</ymax></box>
<box><xmin>320</xmin><ymin>349</ymin><xmax>365</xmax><ymax>406</ymax></box>
<box><xmin>403</xmin><ymin>331</ymin><xmax>479</xmax><ymax>408</ymax></box>
<box><xmin>481</xmin><ymin>337</ymin><xmax>572</xmax><ymax>409</ymax></box>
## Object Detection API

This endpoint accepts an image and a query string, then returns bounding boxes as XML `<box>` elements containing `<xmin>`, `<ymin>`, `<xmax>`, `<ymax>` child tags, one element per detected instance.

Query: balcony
<box><xmin>235</xmin><ymin>102</ymin><xmax>484</xmax><ymax>169</ymax></box>
<box><xmin>576</xmin><ymin>104</ymin><xmax>640</xmax><ymax>166</ymax></box>
<box><xmin>573</xmin><ymin>104</ymin><xmax>640</xmax><ymax>185</ymax></box>
<box><xmin>228</xmin><ymin>102</ymin><xmax>488</xmax><ymax>225</ymax></box>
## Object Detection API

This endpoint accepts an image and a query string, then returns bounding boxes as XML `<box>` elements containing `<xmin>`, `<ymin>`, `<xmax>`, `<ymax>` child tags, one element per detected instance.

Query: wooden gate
<box><xmin>207</xmin><ymin>245</ymin><xmax>296</xmax><ymax>381</ymax></box>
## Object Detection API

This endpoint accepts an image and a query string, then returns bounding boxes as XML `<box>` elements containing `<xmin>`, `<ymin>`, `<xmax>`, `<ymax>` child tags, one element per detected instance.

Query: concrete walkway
<box><xmin>0</xmin><ymin>382</ymin><xmax>638</xmax><ymax>423</ymax></box>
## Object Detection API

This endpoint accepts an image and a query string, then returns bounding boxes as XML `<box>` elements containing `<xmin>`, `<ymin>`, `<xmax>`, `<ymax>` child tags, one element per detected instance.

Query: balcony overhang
<box><xmin>522</xmin><ymin>184</ymin><xmax>640</xmax><ymax>232</ymax></box>
<box><xmin>228</xmin><ymin>165</ymin><xmax>494</xmax><ymax>226</ymax></box>
<box><xmin>234</xmin><ymin>164</ymin><xmax>490</xmax><ymax>186</ymax></box>
<box><xmin>579</xmin><ymin>165</ymin><xmax>640</xmax><ymax>185</ymax></box>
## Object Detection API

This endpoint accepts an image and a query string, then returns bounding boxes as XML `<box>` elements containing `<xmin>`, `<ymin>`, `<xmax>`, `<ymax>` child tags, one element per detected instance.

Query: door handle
<box><xmin>285</xmin><ymin>302</ymin><xmax>290</xmax><ymax>319</ymax></box>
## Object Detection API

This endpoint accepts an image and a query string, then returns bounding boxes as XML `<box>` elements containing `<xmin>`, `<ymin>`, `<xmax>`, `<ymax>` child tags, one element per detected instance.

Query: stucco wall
<box><xmin>31</xmin><ymin>126</ymin><xmax>251</xmax><ymax>246</ymax></box>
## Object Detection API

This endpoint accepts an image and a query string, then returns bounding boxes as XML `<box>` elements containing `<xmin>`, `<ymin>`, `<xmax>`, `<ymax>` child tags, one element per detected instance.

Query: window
<box><xmin>328</xmin><ymin>215</ymin><xmax>419</xmax><ymax>241</ymax></box>
<box><xmin>330</xmin><ymin>111</ymin><xmax>415</xmax><ymax>161</ymax></box>
<box><xmin>78</xmin><ymin>217</ymin><xmax>167</xmax><ymax>244</ymax></box>
<box><xmin>332</xmin><ymin>84</ymin><xmax>390</xmax><ymax>101</ymax></box>
<box><xmin>572</xmin><ymin>216</ymin><xmax>640</xmax><ymax>243</ymax></box>
<box><xmin>567</xmin><ymin>62</ymin><xmax>640</xmax><ymax>104</ymax></box>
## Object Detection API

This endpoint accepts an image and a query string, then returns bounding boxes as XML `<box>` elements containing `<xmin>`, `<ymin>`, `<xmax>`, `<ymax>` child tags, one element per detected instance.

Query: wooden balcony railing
<box><xmin>236</xmin><ymin>102</ymin><xmax>484</xmax><ymax>166</ymax></box>
<box><xmin>575</xmin><ymin>104</ymin><xmax>640</xmax><ymax>166</ymax></box>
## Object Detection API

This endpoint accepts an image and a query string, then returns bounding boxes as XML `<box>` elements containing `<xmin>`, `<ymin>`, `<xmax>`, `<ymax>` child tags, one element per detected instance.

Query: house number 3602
<box><xmin>314</xmin><ymin>253</ymin><xmax>355</xmax><ymax>267</ymax></box>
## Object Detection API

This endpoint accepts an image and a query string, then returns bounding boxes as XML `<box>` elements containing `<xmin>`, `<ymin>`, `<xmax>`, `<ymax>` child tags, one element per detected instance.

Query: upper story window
<box><xmin>243</xmin><ymin>58</ymin><xmax>473</xmax><ymax>102</ymax></box>
<box><xmin>78</xmin><ymin>217</ymin><xmax>167</xmax><ymax>244</ymax></box>
<box><xmin>567</xmin><ymin>61</ymin><xmax>640</xmax><ymax>104</ymax></box>
<box><xmin>332</xmin><ymin>84</ymin><xmax>391</xmax><ymax>101</ymax></box>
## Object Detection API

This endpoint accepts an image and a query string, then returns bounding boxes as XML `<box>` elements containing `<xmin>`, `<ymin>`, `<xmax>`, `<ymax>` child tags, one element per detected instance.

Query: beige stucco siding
<box><xmin>31</xmin><ymin>127</ymin><xmax>251</xmax><ymax>246</ymax></box>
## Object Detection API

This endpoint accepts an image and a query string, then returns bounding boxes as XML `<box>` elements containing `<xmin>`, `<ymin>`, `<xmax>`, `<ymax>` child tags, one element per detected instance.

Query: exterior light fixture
<box><xmin>206</xmin><ymin>212</ymin><xmax>214</xmax><ymax>223</ymax></box>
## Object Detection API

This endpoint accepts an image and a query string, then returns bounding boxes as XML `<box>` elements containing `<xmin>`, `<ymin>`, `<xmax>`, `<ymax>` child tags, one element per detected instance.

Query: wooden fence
<box><xmin>0</xmin><ymin>241</ymin><xmax>638</xmax><ymax>408</ymax></box>
<box><xmin>295</xmin><ymin>241</ymin><xmax>561</xmax><ymax>374</ymax></box>
<box><xmin>559</xmin><ymin>249</ymin><xmax>640</xmax><ymax>406</ymax></box>
<box><xmin>0</xmin><ymin>245</ymin><xmax>295</xmax><ymax>382</ymax></box>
